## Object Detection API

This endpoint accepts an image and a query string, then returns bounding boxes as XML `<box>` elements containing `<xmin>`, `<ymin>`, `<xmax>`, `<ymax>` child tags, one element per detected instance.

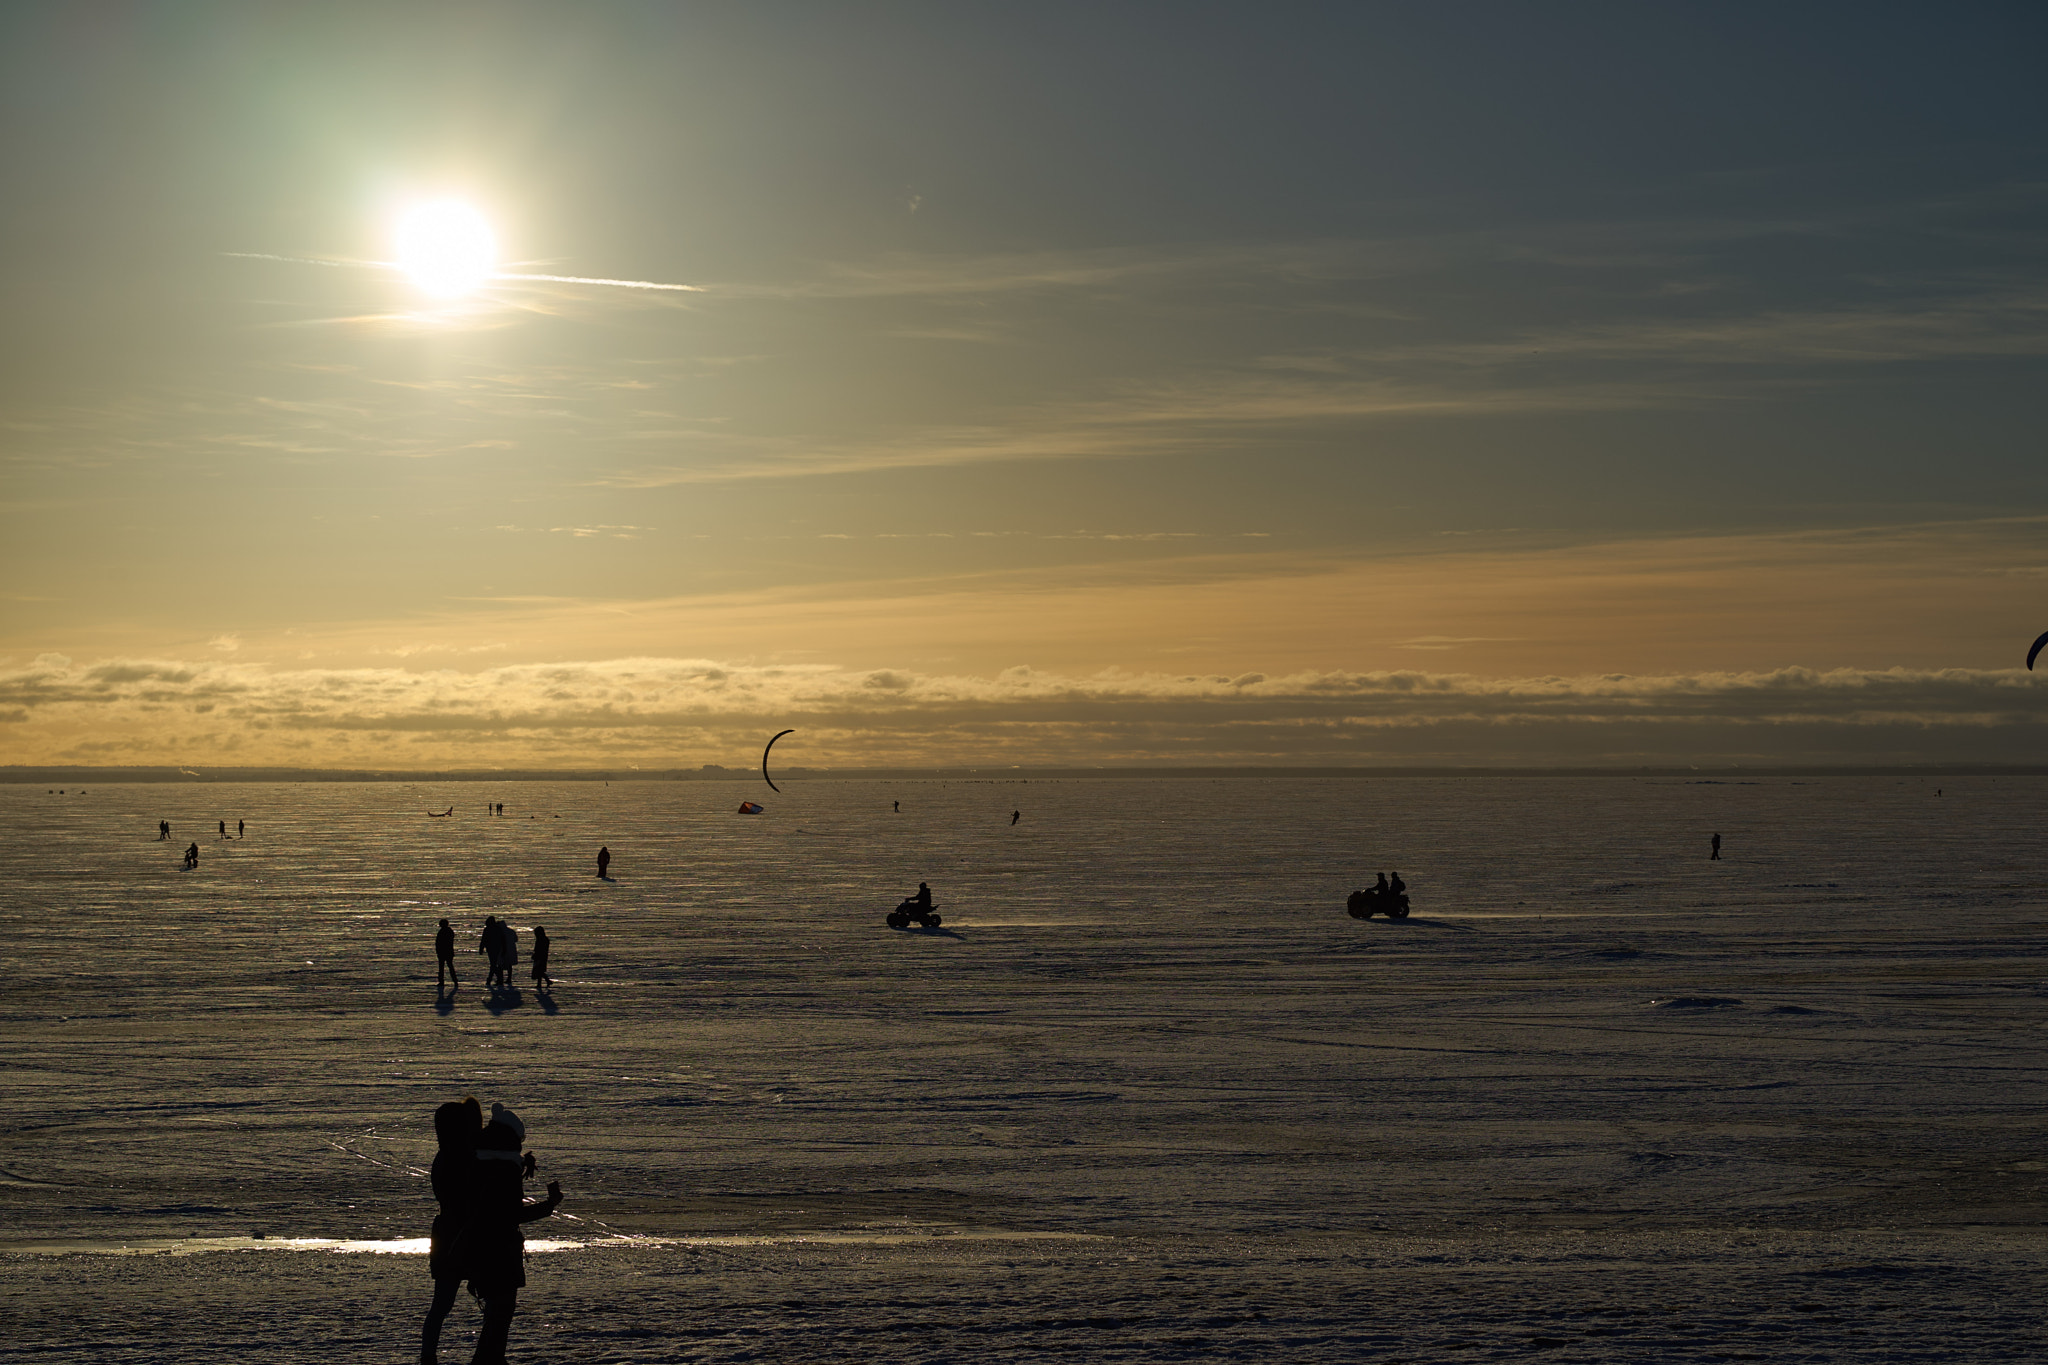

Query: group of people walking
<box><xmin>436</xmin><ymin>917</ymin><xmax>552</xmax><ymax>993</ymax></box>
<box><xmin>421</xmin><ymin>1098</ymin><xmax>563</xmax><ymax>1364</ymax></box>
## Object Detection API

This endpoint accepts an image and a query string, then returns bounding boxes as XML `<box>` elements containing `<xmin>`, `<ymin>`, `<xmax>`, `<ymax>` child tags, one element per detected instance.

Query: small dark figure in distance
<box><xmin>237</xmin><ymin>819</ymin><xmax>244</xmax><ymax>838</ymax></box>
<box><xmin>1710</xmin><ymin>832</ymin><xmax>1721</xmax><ymax>860</ymax></box>
<box><xmin>916</xmin><ymin>882</ymin><xmax>932</xmax><ymax>910</ymax></box>
<box><xmin>184</xmin><ymin>842</ymin><xmax>200</xmax><ymax>869</ymax></box>
<box><xmin>218</xmin><ymin>820</ymin><xmax>228</xmax><ymax>840</ymax></box>
<box><xmin>436</xmin><ymin>918</ymin><xmax>458</xmax><ymax>989</ymax></box>
<box><xmin>157</xmin><ymin>820</ymin><xmax>170</xmax><ymax>841</ymax></box>
<box><xmin>893</xmin><ymin>800</ymin><xmax>899</xmax><ymax>812</ymax></box>
<box><xmin>596</xmin><ymin>846</ymin><xmax>610</xmax><ymax>879</ymax></box>
<box><xmin>1389</xmin><ymin>871</ymin><xmax>1406</xmax><ymax>898</ymax></box>
<box><xmin>479</xmin><ymin>915</ymin><xmax>504</xmax><ymax>990</ymax></box>
<box><xmin>467</xmin><ymin>1105</ymin><xmax>563</xmax><ymax>1365</ymax></box>
<box><xmin>1011</xmin><ymin>810</ymin><xmax>1020</xmax><ymax>825</ymax></box>
<box><xmin>494</xmin><ymin>920</ymin><xmax>518</xmax><ymax>990</ymax></box>
<box><xmin>531</xmin><ymin>926</ymin><xmax>551</xmax><ymax>990</ymax></box>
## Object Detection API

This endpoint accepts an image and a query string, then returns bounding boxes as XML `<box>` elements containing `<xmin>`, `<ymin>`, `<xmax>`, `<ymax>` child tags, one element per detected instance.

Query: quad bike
<box><xmin>887</xmin><ymin>899</ymin><xmax>942</xmax><ymax>929</ymax></box>
<box><xmin>1346</xmin><ymin>888</ymin><xmax>1410</xmax><ymax>919</ymax></box>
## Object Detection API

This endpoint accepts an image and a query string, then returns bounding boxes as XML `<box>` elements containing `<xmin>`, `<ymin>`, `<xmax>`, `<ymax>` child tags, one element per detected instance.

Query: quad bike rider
<box><xmin>1346</xmin><ymin>871</ymin><xmax>1410</xmax><ymax>919</ymax></box>
<box><xmin>887</xmin><ymin>881</ymin><xmax>942</xmax><ymax>929</ymax></box>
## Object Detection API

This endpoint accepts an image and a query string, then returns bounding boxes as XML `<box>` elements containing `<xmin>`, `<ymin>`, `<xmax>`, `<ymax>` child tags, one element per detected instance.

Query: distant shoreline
<box><xmin>4</xmin><ymin>763</ymin><xmax>2043</xmax><ymax>784</ymax></box>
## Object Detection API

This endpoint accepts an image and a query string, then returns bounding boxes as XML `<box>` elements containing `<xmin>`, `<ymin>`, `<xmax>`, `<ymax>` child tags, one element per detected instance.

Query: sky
<box><xmin>3</xmin><ymin>0</ymin><xmax>2047</xmax><ymax>769</ymax></box>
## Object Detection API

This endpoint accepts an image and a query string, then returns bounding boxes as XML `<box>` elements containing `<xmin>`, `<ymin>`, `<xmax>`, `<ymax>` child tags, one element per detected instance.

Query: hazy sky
<box><xmin>4</xmin><ymin>1</ymin><xmax>2046</xmax><ymax>768</ymax></box>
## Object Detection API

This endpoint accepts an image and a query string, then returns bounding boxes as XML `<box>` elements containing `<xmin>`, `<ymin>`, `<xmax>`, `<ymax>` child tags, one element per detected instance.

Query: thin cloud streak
<box><xmin>494</xmin><ymin>272</ymin><xmax>703</xmax><ymax>293</ymax></box>
<box><xmin>224</xmin><ymin>253</ymin><xmax>703</xmax><ymax>294</ymax></box>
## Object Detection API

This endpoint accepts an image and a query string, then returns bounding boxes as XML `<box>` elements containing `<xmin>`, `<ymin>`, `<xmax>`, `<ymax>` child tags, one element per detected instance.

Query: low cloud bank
<box><xmin>3</xmin><ymin>655</ymin><xmax>2044</xmax><ymax>768</ymax></box>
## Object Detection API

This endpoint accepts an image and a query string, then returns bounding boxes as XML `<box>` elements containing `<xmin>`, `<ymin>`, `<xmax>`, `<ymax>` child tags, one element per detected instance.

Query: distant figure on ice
<box><xmin>1011</xmin><ymin>810</ymin><xmax>1021</xmax><ymax>825</ymax></box>
<box><xmin>531</xmin><ymin>926</ymin><xmax>551</xmax><ymax>991</ymax></box>
<box><xmin>183</xmin><ymin>842</ymin><xmax>200</xmax><ymax>869</ymax></box>
<box><xmin>494</xmin><ymin>921</ymin><xmax>518</xmax><ymax>990</ymax></box>
<box><xmin>217</xmin><ymin>820</ymin><xmax>228</xmax><ymax>840</ymax></box>
<box><xmin>157</xmin><ymin>820</ymin><xmax>170</xmax><ymax>841</ymax></box>
<box><xmin>892</xmin><ymin>800</ymin><xmax>899</xmax><ymax>813</ymax></box>
<box><xmin>1710</xmin><ymin>832</ymin><xmax>1722</xmax><ymax>860</ymax></box>
<box><xmin>479</xmin><ymin>916</ymin><xmax>508</xmax><ymax>989</ymax></box>
<box><xmin>596</xmin><ymin>846</ymin><xmax>611</xmax><ymax>879</ymax></box>
<box><xmin>237</xmin><ymin>819</ymin><xmax>244</xmax><ymax>838</ymax></box>
<box><xmin>436</xmin><ymin>918</ymin><xmax>458</xmax><ymax>989</ymax></box>
<box><xmin>915</xmin><ymin>882</ymin><xmax>933</xmax><ymax>910</ymax></box>
<box><xmin>1389</xmin><ymin>871</ymin><xmax>1406</xmax><ymax>898</ymax></box>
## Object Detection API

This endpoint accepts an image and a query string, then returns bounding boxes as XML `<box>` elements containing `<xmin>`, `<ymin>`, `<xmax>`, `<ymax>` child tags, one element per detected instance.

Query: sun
<box><xmin>393</xmin><ymin>198</ymin><xmax>495</xmax><ymax>298</ymax></box>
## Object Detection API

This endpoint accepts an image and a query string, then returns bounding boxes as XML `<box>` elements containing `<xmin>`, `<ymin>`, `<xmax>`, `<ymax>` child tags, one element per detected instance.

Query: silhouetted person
<box><xmin>237</xmin><ymin>819</ymin><xmax>244</xmax><ymax>838</ymax></box>
<box><xmin>217</xmin><ymin>820</ymin><xmax>227</xmax><ymax>839</ymax></box>
<box><xmin>1710</xmin><ymin>832</ymin><xmax>1721</xmax><ymax>860</ymax></box>
<box><xmin>531</xmin><ymin>926</ymin><xmax>551</xmax><ymax>990</ymax></box>
<box><xmin>184</xmin><ymin>842</ymin><xmax>199</xmax><ymax>869</ymax></box>
<box><xmin>436</xmin><ymin>918</ymin><xmax>458</xmax><ymax>989</ymax></box>
<box><xmin>915</xmin><ymin>882</ymin><xmax>932</xmax><ymax>910</ymax></box>
<box><xmin>893</xmin><ymin>800</ymin><xmax>899</xmax><ymax>813</ymax></box>
<box><xmin>421</xmin><ymin>1097</ymin><xmax>482</xmax><ymax>1363</ymax></box>
<box><xmin>495</xmin><ymin>920</ymin><xmax>518</xmax><ymax>990</ymax></box>
<box><xmin>479</xmin><ymin>916</ymin><xmax>504</xmax><ymax>989</ymax></box>
<box><xmin>1389</xmin><ymin>871</ymin><xmax>1406</xmax><ymax>897</ymax></box>
<box><xmin>1374</xmin><ymin>872</ymin><xmax>1389</xmax><ymax>894</ymax></box>
<box><xmin>157</xmin><ymin>820</ymin><xmax>170</xmax><ymax>841</ymax></box>
<box><xmin>596</xmin><ymin>846</ymin><xmax>610</xmax><ymax>879</ymax></box>
<box><xmin>1011</xmin><ymin>810</ymin><xmax>1021</xmax><ymax>825</ymax></box>
<box><xmin>468</xmin><ymin>1105</ymin><xmax>562</xmax><ymax>1365</ymax></box>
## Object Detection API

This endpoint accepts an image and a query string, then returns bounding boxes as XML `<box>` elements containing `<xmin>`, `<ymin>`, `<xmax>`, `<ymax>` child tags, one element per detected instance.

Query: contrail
<box><xmin>224</xmin><ymin>253</ymin><xmax>704</xmax><ymax>292</ymax></box>
<box><xmin>224</xmin><ymin>252</ymin><xmax>361</xmax><ymax>268</ymax></box>
<box><xmin>495</xmin><ymin>272</ymin><xmax>703</xmax><ymax>293</ymax></box>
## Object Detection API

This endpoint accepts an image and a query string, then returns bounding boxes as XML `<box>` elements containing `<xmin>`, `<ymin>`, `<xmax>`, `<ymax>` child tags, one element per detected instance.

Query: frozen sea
<box><xmin>2</xmin><ymin>774</ymin><xmax>2045</xmax><ymax>1362</ymax></box>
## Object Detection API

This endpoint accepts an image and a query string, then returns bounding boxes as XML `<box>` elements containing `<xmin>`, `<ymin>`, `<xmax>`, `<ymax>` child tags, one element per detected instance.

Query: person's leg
<box><xmin>471</xmin><ymin>1287</ymin><xmax>517</xmax><ymax>1365</ymax></box>
<box><xmin>420</xmin><ymin>1277</ymin><xmax>460</xmax><ymax>1363</ymax></box>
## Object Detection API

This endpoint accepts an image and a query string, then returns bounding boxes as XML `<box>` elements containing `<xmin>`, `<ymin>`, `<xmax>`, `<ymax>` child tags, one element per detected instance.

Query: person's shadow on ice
<box><xmin>486</xmin><ymin>986</ymin><xmax>524</xmax><ymax>1016</ymax></box>
<box><xmin>433</xmin><ymin>987</ymin><xmax>456</xmax><ymax>1017</ymax></box>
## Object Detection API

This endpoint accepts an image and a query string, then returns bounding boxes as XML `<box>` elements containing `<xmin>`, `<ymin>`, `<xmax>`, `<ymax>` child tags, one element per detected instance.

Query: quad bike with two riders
<box><xmin>1346</xmin><ymin>886</ymin><xmax>1410</xmax><ymax>919</ymax></box>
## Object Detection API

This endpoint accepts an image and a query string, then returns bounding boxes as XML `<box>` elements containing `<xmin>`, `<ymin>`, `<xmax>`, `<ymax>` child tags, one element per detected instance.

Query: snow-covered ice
<box><xmin>2</xmin><ymin>775</ymin><xmax>2044</xmax><ymax>1361</ymax></box>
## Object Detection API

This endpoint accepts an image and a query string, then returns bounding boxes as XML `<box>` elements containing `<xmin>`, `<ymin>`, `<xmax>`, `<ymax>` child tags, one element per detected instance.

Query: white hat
<box><xmin>490</xmin><ymin>1103</ymin><xmax>525</xmax><ymax>1140</ymax></box>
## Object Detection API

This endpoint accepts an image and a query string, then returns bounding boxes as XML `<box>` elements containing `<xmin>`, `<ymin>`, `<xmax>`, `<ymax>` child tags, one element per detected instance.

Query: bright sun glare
<box><xmin>393</xmin><ymin>198</ymin><xmax>495</xmax><ymax>298</ymax></box>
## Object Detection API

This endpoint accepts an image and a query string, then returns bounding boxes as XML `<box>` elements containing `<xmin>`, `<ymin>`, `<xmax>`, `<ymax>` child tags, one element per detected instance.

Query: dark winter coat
<box><xmin>466</xmin><ymin>1120</ymin><xmax>557</xmax><ymax>1291</ymax></box>
<box><xmin>427</xmin><ymin>1145</ymin><xmax>477</xmax><ymax>1281</ymax></box>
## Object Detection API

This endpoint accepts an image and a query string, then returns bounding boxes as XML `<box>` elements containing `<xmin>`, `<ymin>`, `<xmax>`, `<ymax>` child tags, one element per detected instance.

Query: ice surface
<box><xmin>2</xmin><ymin>775</ymin><xmax>2045</xmax><ymax>1360</ymax></box>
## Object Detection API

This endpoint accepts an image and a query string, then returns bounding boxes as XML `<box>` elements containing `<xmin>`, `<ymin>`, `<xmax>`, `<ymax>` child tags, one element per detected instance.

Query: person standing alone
<box><xmin>596</xmin><ymin>845</ymin><xmax>611</xmax><ymax>879</ymax></box>
<box><xmin>531</xmin><ymin>926</ymin><xmax>552</xmax><ymax>991</ymax></box>
<box><xmin>435</xmin><ymin>918</ymin><xmax>459</xmax><ymax>989</ymax></box>
<box><xmin>1711</xmin><ymin>832</ymin><xmax>1722</xmax><ymax>860</ymax></box>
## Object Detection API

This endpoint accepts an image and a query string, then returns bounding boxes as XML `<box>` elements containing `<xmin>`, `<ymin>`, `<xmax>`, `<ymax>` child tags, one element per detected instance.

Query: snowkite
<box><xmin>2029</xmin><ymin>631</ymin><xmax>2048</xmax><ymax>671</ymax></box>
<box><xmin>762</xmin><ymin>728</ymin><xmax>795</xmax><ymax>792</ymax></box>
<box><xmin>737</xmin><ymin>801</ymin><xmax>765</xmax><ymax>815</ymax></box>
